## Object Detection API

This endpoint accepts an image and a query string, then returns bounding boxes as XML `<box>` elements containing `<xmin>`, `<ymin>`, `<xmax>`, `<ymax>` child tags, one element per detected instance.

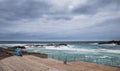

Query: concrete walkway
<box><xmin>0</xmin><ymin>55</ymin><xmax>119</xmax><ymax>71</ymax></box>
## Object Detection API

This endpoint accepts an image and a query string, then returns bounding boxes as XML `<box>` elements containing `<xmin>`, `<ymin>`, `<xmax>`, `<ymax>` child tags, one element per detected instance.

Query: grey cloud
<box><xmin>0</xmin><ymin>0</ymin><xmax>52</xmax><ymax>33</ymax></box>
<box><xmin>48</xmin><ymin>17</ymin><xmax>72</xmax><ymax>20</ymax></box>
<box><xmin>71</xmin><ymin>16</ymin><xmax>120</xmax><ymax>40</ymax></box>
<box><xmin>45</xmin><ymin>15</ymin><xmax>72</xmax><ymax>20</ymax></box>
<box><xmin>72</xmin><ymin>0</ymin><xmax>120</xmax><ymax>15</ymax></box>
<box><xmin>0</xmin><ymin>0</ymin><xmax>72</xmax><ymax>23</ymax></box>
<box><xmin>0</xmin><ymin>0</ymin><xmax>120</xmax><ymax>41</ymax></box>
<box><xmin>91</xmin><ymin>17</ymin><xmax>120</xmax><ymax>27</ymax></box>
<box><xmin>84</xmin><ymin>18</ymin><xmax>120</xmax><ymax>39</ymax></box>
<box><xmin>0</xmin><ymin>0</ymin><xmax>51</xmax><ymax>21</ymax></box>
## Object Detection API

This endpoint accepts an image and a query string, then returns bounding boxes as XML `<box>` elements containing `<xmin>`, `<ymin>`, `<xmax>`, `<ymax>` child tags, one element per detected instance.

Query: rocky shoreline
<box><xmin>0</xmin><ymin>46</ymin><xmax>48</xmax><ymax>60</ymax></box>
<box><xmin>0</xmin><ymin>43</ymin><xmax>68</xmax><ymax>60</ymax></box>
<box><xmin>0</xmin><ymin>45</ymin><xmax>120</xmax><ymax>71</ymax></box>
<box><xmin>98</xmin><ymin>40</ymin><xmax>120</xmax><ymax>45</ymax></box>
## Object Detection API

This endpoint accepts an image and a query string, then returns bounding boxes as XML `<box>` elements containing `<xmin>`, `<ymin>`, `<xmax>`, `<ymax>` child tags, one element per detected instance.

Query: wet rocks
<box><xmin>98</xmin><ymin>40</ymin><xmax>120</xmax><ymax>45</ymax></box>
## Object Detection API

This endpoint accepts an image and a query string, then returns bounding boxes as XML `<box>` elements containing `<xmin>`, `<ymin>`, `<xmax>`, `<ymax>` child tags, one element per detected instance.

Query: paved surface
<box><xmin>0</xmin><ymin>55</ymin><xmax>119</xmax><ymax>71</ymax></box>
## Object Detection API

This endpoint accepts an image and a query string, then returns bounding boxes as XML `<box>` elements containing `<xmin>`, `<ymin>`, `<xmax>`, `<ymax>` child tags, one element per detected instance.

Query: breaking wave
<box><xmin>25</xmin><ymin>44</ymin><xmax>120</xmax><ymax>54</ymax></box>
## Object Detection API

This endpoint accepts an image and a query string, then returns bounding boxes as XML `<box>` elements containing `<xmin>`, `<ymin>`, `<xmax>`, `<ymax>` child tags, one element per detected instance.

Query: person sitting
<box><xmin>15</xmin><ymin>48</ymin><xmax>22</xmax><ymax>56</ymax></box>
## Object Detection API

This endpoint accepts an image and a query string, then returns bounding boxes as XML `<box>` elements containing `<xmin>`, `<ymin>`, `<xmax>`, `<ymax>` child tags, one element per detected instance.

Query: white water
<box><xmin>24</xmin><ymin>44</ymin><xmax>120</xmax><ymax>54</ymax></box>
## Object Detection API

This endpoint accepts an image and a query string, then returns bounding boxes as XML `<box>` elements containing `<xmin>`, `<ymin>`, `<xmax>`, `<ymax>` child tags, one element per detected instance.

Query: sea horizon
<box><xmin>0</xmin><ymin>40</ymin><xmax>119</xmax><ymax>44</ymax></box>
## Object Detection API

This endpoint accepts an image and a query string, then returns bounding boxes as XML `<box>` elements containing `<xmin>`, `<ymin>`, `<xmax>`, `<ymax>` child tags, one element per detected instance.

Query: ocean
<box><xmin>0</xmin><ymin>42</ymin><xmax>120</xmax><ymax>67</ymax></box>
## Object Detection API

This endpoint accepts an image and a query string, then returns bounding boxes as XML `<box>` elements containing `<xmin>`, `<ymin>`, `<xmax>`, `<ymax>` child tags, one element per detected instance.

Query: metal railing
<box><xmin>49</xmin><ymin>54</ymin><xmax>120</xmax><ymax>67</ymax></box>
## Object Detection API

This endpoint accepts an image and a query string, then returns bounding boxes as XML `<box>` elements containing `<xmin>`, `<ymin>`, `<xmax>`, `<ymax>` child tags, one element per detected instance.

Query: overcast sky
<box><xmin>0</xmin><ymin>0</ymin><xmax>120</xmax><ymax>41</ymax></box>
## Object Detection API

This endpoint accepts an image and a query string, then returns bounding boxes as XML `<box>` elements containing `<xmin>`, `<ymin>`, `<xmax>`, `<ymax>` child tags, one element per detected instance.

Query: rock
<box><xmin>98</xmin><ymin>40</ymin><xmax>120</xmax><ymax>45</ymax></box>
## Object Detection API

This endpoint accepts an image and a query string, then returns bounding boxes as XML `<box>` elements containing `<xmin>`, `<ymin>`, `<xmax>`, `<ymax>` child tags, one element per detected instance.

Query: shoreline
<box><xmin>0</xmin><ymin>46</ymin><xmax>48</xmax><ymax>60</ymax></box>
<box><xmin>0</xmin><ymin>47</ymin><xmax>120</xmax><ymax>71</ymax></box>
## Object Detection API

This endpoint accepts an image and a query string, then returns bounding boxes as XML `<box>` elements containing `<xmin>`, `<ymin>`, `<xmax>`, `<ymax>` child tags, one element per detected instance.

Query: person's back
<box><xmin>15</xmin><ymin>48</ymin><xmax>22</xmax><ymax>56</ymax></box>
<box><xmin>15</xmin><ymin>48</ymin><xmax>19</xmax><ymax>56</ymax></box>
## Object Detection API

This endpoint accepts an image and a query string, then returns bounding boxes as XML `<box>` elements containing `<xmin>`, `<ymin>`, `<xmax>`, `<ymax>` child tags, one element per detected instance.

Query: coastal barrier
<box><xmin>49</xmin><ymin>54</ymin><xmax>120</xmax><ymax>67</ymax></box>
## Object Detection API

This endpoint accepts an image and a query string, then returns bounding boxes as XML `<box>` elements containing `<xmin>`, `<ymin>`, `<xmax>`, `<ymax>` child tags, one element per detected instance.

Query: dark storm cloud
<box><xmin>72</xmin><ymin>0</ymin><xmax>120</xmax><ymax>15</ymax></box>
<box><xmin>80</xmin><ymin>18</ymin><xmax>120</xmax><ymax>40</ymax></box>
<box><xmin>0</xmin><ymin>0</ymin><xmax>51</xmax><ymax>21</ymax></box>
<box><xmin>0</xmin><ymin>0</ymin><xmax>52</xmax><ymax>34</ymax></box>
<box><xmin>0</xmin><ymin>0</ymin><xmax>119</xmax><ymax>41</ymax></box>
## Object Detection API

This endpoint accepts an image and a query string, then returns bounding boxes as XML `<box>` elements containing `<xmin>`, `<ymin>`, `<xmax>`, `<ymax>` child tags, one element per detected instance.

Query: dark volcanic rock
<box><xmin>0</xmin><ymin>46</ymin><xmax>48</xmax><ymax>60</ymax></box>
<box><xmin>58</xmin><ymin>43</ymin><xmax>67</xmax><ymax>46</ymax></box>
<box><xmin>0</xmin><ymin>47</ymin><xmax>14</xmax><ymax>60</ymax></box>
<box><xmin>98</xmin><ymin>40</ymin><xmax>120</xmax><ymax>45</ymax></box>
<box><xmin>12</xmin><ymin>46</ymin><xmax>26</xmax><ymax>49</ymax></box>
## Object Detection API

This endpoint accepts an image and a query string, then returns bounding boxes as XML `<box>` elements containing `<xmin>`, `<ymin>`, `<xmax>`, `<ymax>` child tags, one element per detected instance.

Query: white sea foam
<box><xmin>100</xmin><ymin>43</ymin><xmax>117</xmax><ymax>46</ymax></box>
<box><xmin>45</xmin><ymin>45</ymin><xmax>73</xmax><ymax>50</ymax></box>
<box><xmin>25</xmin><ymin>44</ymin><xmax>120</xmax><ymax>54</ymax></box>
<box><xmin>90</xmin><ymin>43</ymin><xmax>98</xmax><ymax>45</ymax></box>
<box><xmin>41</xmin><ymin>45</ymin><xmax>96</xmax><ymax>53</ymax></box>
<box><xmin>99</xmin><ymin>55</ymin><xmax>111</xmax><ymax>58</ymax></box>
<box><xmin>99</xmin><ymin>49</ymin><xmax>120</xmax><ymax>54</ymax></box>
<box><xmin>45</xmin><ymin>45</ymin><xmax>120</xmax><ymax>54</ymax></box>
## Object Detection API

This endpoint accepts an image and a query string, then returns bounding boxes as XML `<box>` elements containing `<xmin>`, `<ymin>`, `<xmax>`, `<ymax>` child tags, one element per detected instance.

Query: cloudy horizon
<box><xmin>0</xmin><ymin>0</ymin><xmax>120</xmax><ymax>41</ymax></box>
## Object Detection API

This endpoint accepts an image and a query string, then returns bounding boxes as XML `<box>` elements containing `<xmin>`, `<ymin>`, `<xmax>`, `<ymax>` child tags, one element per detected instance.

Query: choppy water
<box><xmin>0</xmin><ymin>42</ymin><xmax>120</xmax><ymax>67</ymax></box>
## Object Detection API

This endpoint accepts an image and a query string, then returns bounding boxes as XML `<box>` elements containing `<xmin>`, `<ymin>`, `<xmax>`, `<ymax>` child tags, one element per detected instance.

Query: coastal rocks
<box><xmin>98</xmin><ymin>40</ymin><xmax>120</xmax><ymax>45</ymax></box>
<box><xmin>0</xmin><ymin>46</ymin><xmax>48</xmax><ymax>60</ymax></box>
<box><xmin>7</xmin><ymin>46</ymin><xmax>26</xmax><ymax>51</ymax></box>
<box><xmin>24</xmin><ymin>43</ymin><xmax>68</xmax><ymax>48</ymax></box>
<box><xmin>12</xmin><ymin>46</ymin><xmax>26</xmax><ymax>49</ymax></box>
<box><xmin>56</xmin><ymin>43</ymin><xmax>67</xmax><ymax>46</ymax></box>
<box><xmin>0</xmin><ymin>47</ymin><xmax>14</xmax><ymax>60</ymax></box>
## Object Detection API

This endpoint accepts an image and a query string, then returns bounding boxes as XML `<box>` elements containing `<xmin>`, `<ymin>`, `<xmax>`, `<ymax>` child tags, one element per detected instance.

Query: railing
<box><xmin>49</xmin><ymin>54</ymin><xmax>120</xmax><ymax>67</ymax></box>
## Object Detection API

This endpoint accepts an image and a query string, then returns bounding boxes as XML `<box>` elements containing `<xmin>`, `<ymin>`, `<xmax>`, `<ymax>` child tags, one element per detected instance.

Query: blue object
<box><xmin>15</xmin><ymin>48</ymin><xmax>22</xmax><ymax>56</ymax></box>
